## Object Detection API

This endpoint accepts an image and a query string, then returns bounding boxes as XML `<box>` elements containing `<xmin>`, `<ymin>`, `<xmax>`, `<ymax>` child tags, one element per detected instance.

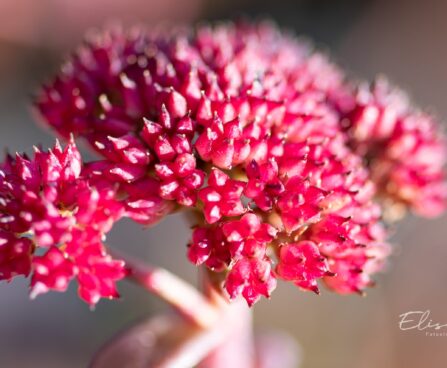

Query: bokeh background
<box><xmin>1</xmin><ymin>0</ymin><xmax>446</xmax><ymax>367</ymax></box>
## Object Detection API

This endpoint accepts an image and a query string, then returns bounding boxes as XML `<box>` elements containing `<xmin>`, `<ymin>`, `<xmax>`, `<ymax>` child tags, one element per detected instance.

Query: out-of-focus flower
<box><xmin>347</xmin><ymin>78</ymin><xmax>447</xmax><ymax>218</ymax></box>
<box><xmin>276</xmin><ymin>241</ymin><xmax>332</xmax><ymax>294</ymax></box>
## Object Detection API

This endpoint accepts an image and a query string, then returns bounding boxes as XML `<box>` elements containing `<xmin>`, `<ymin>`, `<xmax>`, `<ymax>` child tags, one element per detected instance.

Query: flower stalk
<box><xmin>114</xmin><ymin>249</ymin><xmax>220</xmax><ymax>329</ymax></box>
<box><xmin>104</xmin><ymin>249</ymin><xmax>256</xmax><ymax>368</ymax></box>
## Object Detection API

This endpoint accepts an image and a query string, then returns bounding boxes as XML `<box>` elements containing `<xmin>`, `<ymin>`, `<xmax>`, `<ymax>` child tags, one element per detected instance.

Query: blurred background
<box><xmin>0</xmin><ymin>0</ymin><xmax>446</xmax><ymax>367</ymax></box>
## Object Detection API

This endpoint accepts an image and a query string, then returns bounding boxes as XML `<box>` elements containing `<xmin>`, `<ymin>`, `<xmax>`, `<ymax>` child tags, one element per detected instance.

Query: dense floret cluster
<box><xmin>1</xmin><ymin>22</ymin><xmax>444</xmax><ymax>306</ymax></box>
<box><xmin>0</xmin><ymin>139</ymin><xmax>126</xmax><ymax>305</ymax></box>
<box><xmin>348</xmin><ymin>79</ymin><xmax>446</xmax><ymax>218</ymax></box>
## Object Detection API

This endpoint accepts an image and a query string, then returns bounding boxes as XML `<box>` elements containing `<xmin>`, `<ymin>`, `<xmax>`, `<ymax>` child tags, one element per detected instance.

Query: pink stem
<box><xmin>111</xmin><ymin>249</ymin><xmax>220</xmax><ymax>329</ymax></box>
<box><xmin>198</xmin><ymin>270</ymin><xmax>255</xmax><ymax>368</ymax></box>
<box><xmin>198</xmin><ymin>299</ymin><xmax>254</xmax><ymax>368</ymax></box>
<box><xmin>97</xmin><ymin>250</ymin><xmax>256</xmax><ymax>367</ymax></box>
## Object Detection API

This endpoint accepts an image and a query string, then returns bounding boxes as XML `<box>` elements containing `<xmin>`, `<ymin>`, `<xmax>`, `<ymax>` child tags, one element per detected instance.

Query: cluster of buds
<box><xmin>0</xmin><ymin>139</ymin><xmax>126</xmax><ymax>305</ymax></box>
<box><xmin>347</xmin><ymin>79</ymin><xmax>447</xmax><ymax>218</ymax></box>
<box><xmin>1</xmin><ymin>22</ymin><xmax>445</xmax><ymax>306</ymax></box>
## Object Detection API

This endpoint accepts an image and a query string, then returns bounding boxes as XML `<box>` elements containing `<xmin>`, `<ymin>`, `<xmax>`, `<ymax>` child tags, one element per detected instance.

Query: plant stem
<box><xmin>96</xmin><ymin>249</ymin><xmax>256</xmax><ymax>368</ymax></box>
<box><xmin>111</xmin><ymin>249</ymin><xmax>220</xmax><ymax>329</ymax></box>
<box><xmin>198</xmin><ymin>297</ymin><xmax>254</xmax><ymax>368</ymax></box>
<box><xmin>198</xmin><ymin>268</ymin><xmax>255</xmax><ymax>368</ymax></box>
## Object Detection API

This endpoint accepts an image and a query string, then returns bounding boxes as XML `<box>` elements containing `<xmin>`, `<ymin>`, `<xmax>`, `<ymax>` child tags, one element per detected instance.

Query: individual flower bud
<box><xmin>225</xmin><ymin>257</ymin><xmax>276</xmax><ymax>306</ymax></box>
<box><xmin>198</xmin><ymin>169</ymin><xmax>245</xmax><ymax>224</ymax></box>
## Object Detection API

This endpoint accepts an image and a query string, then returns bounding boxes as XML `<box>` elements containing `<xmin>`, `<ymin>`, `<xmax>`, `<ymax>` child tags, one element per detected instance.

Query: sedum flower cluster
<box><xmin>1</xmin><ymin>22</ymin><xmax>445</xmax><ymax>306</ymax></box>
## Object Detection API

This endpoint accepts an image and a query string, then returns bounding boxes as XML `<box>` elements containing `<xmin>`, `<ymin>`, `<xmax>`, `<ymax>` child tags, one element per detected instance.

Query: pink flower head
<box><xmin>26</xmin><ymin>22</ymin><xmax>446</xmax><ymax>307</ymax></box>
